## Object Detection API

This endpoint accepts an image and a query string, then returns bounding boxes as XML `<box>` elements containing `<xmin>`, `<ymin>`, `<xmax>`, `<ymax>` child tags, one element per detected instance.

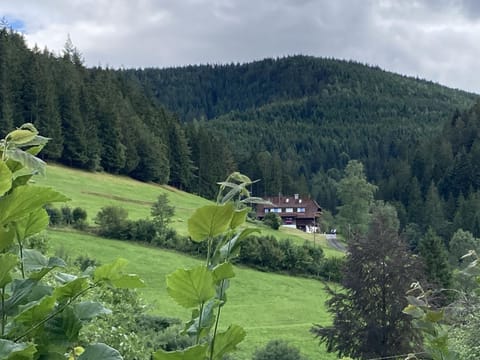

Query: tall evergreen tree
<box><xmin>312</xmin><ymin>203</ymin><xmax>422</xmax><ymax>359</ymax></box>
<box><xmin>418</xmin><ymin>228</ymin><xmax>452</xmax><ymax>290</ymax></box>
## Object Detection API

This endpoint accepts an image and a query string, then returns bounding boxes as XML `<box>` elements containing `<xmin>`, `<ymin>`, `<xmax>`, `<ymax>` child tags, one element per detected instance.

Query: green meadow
<box><xmin>48</xmin><ymin>230</ymin><xmax>337</xmax><ymax>360</ymax></box>
<box><xmin>37</xmin><ymin>164</ymin><xmax>343</xmax><ymax>257</ymax></box>
<box><xmin>37</xmin><ymin>164</ymin><xmax>343</xmax><ymax>359</ymax></box>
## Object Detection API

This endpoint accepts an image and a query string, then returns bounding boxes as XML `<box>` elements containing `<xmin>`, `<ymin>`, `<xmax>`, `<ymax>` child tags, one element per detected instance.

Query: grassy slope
<box><xmin>37</xmin><ymin>164</ymin><xmax>342</xmax><ymax>257</ymax></box>
<box><xmin>48</xmin><ymin>230</ymin><xmax>337</xmax><ymax>360</ymax></box>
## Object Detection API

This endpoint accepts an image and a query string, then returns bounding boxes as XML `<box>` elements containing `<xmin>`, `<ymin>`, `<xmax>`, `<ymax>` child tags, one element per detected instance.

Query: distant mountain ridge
<box><xmin>128</xmin><ymin>55</ymin><xmax>476</xmax><ymax>122</ymax></box>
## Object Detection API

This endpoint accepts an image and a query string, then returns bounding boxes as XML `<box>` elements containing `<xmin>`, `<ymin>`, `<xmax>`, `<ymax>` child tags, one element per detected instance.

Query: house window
<box><xmin>264</xmin><ymin>208</ymin><xmax>269</xmax><ymax>213</ymax></box>
<box><xmin>297</xmin><ymin>207</ymin><xmax>306</xmax><ymax>213</ymax></box>
<box><xmin>272</xmin><ymin>208</ymin><xmax>282</xmax><ymax>213</ymax></box>
<box><xmin>286</xmin><ymin>208</ymin><xmax>293</xmax><ymax>213</ymax></box>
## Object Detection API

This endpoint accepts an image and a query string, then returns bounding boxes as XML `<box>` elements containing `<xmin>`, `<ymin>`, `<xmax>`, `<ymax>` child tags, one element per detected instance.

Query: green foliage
<box><xmin>252</xmin><ymin>339</ymin><xmax>307</xmax><ymax>360</ymax></box>
<box><xmin>419</xmin><ymin>228</ymin><xmax>452</xmax><ymax>290</ymax></box>
<box><xmin>156</xmin><ymin>172</ymin><xmax>256</xmax><ymax>360</ymax></box>
<box><xmin>313</xmin><ymin>203</ymin><xmax>423</xmax><ymax>359</ymax></box>
<box><xmin>94</xmin><ymin>206</ymin><xmax>130</xmax><ymax>239</ymax></box>
<box><xmin>0</xmin><ymin>124</ymin><xmax>142</xmax><ymax>359</ymax></box>
<box><xmin>449</xmin><ymin>229</ymin><xmax>480</xmax><ymax>267</ymax></box>
<box><xmin>151</xmin><ymin>193</ymin><xmax>175</xmax><ymax>235</ymax></box>
<box><xmin>336</xmin><ymin>160</ymin><xmax>377</xmax><ymax>240</ymax></box>
<box><xmin>262</xmin><ymin>212</ymin><xmax>282</xmax><ymax>230</ymax></box>
<box><xmin>403</xmin><ymin>283</ymin><xmax>458</xmax><ymax>360</ymax></box>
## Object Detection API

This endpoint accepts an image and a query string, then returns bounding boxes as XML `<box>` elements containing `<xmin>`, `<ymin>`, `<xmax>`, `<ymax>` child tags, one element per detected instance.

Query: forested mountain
<box><xmin>3</xmin><ymin>26</ymin><xmax>480</xmax><ymax>242</ymax></box>
<box><xmin>127</xmin><ymin>57</ymin><xmax>479</xmax><ymax>240</ymax></box>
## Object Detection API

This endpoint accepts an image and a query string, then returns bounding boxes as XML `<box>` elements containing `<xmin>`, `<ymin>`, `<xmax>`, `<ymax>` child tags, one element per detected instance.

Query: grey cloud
<box><xmin>1</xmin><ymin>0</ymin><xmax>479</xmax><ymax>93</ymax></box>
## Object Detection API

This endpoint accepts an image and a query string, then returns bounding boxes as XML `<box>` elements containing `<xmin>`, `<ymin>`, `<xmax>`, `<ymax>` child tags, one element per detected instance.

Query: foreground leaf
<box><xmin>77</xmin><ymin>343</ymin><xmax>123</xmax><ymax>360</ymax></box>
<box><xmin>153</xmin><ymin>343</ymin><xmax>208</xmax><ymax>360</ymax></box>
<box><xmin>188</xmin><ymin>203</ymin><xmax>234</xmax><ymax>242</ymax></box>
<box><xmin>93</xmin><ymin>259</ymin><xmax>144</xmax><ymax>288</ymax></box>
<box><xmin>0</xmin><ymin>339</ymin><xmax>36</xmax><ymax>360</ymax></box>
<box><xmin>0</xmin><ymin>160</ymin><xmax>12</xmax><ymax>196</ymax></box>
<box><xmin>15</xmin><ymin>208</ymin><xmax>50</xmax><ymax>241</ymax></box>
<box><xmin>0</xmin><ymin>186</ymin><xmax>69</xmax><ymax>226</ymax></box>
<box><xmin>0</xmin><ymin>224</ymin><xmax>16</xmax><ymax>252</ymax></box>
<box><xmin>167</xmin><ymin>266</ymin><xmax>215</xmax><ymax>308</ymax></box>
<box><xmin>15</xmin><ymin>295</ymin><xmax>56</xmax><ymax>325</ymax></box>
<box><xmin>211</xmin><ymin>324</ymin><xmax>246</xmax><ymax>360</ymax></box>
<box><xmin>74</xmin><ymin>301</ymin><xmax>112</xmax><ymax>320</ymax></box>
<box><xmin>0</xmin><ymin>253</ymin><xmax>18</xmax><ymax>287</ymax></box>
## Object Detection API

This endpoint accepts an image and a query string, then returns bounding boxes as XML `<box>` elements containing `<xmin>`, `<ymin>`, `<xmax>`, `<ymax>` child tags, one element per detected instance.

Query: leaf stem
<box><xmin>16</xmin><ymin>226</ymin><xmax>25</xmax><ymax>279</ymax></box>
<box><xmin>196</xmin><ymin>301</ymin><xmax>205</xmax><ymax>344</ymax></box>
<box><xmin>209</xmin><ymin>280</ymin><xmax>226</xmax><ymax>360</ymax></box>
<box><xmin>1</xmin><ymin>286</ymin><xmax>6</xmax><ymax>336</ymax></box>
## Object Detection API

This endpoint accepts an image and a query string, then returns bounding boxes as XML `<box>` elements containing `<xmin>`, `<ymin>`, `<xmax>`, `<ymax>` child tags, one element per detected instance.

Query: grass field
<box><xmin>37</xmin><ymin>164</ymin><xmax>343</xmax><ymax>257</ymax></box>
<box><xmin>48</xmin><ymin>229</ymin><xmax>337</xmax><ymax>360</ymax></box>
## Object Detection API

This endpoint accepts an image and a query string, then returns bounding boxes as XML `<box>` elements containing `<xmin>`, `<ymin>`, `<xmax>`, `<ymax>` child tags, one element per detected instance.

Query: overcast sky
<box><xmin>2</xmin><ymin>0</ymin><xmax>480</xmax><ymax>93</ymax></box>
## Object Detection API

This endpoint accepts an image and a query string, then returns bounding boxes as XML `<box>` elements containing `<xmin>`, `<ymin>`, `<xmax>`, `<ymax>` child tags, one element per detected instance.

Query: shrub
<box><xmin>45</xmin><ymin>205</ymin><xmax>63</xmax><ymax>225</ymax></box>
<box><xmin>61</xmin><ymin>205</ymin><xmax>73</xmax><ymax>225</ymax></box>
<box><xmin>94</xmin><ymin>206</ymin><xmax>130</xmax><ymax>239</ymax></box>
<box><xmin>129</xmin><ymin>218</ymin><xmax>157</xmax><ymax>243</ymax></box>
<box><xmin>252</xmin><ymin>339</ymin><xmax>308</xmax><ymax>360</ymax></box>
<box><xmin>263</xmin><ymin>212</ymin><xmax>282</xmax><ymax>230</ymax></box>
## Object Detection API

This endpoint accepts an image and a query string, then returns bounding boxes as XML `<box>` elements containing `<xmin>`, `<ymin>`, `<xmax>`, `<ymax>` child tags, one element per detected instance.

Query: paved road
<box><xmin>326</xmin><ymin>236</ymin><xmax>346</xmax><ymax>252</ymax></box>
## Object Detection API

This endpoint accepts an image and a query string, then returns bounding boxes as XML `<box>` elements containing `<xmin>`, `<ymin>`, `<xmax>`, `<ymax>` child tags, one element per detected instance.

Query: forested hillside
<box><xmin>127</xmin><ymin>57</ymin><xmax>480</xmax><ymax>236</ymax></box>
<box><xmin>3</xmin><ymin>27</ymin><xmax>480</xmax><ymax>240</ymax></box>
<box><xmin>0</xmin><ymin>28</ymin><xmax>203</xmax><ymax>189</ymax></box>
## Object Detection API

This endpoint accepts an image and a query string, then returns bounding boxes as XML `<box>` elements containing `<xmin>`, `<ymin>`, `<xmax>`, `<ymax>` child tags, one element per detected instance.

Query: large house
<box><xmin>256</xmin><ymin>194</ymin><xmax>322</xmax><ymax>232</ymax></box>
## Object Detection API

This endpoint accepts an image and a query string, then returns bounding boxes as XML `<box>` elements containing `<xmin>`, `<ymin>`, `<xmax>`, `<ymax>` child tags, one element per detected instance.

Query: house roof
<box><xmin>256</xmin><ymin>195</ymin><xmax>321</xmax><ymax>219</ymax></box>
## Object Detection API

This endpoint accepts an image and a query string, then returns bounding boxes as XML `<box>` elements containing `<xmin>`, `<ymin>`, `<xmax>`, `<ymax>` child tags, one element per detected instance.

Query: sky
<box><xmin>1</xmin><ymin>0</ymin><xmax>480</xmax><ymax>94</ymax></box>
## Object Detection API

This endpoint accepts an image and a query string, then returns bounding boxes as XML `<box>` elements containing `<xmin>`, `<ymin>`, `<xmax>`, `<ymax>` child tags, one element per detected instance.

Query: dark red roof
<box><xmin>256</xmin><ymin>195</ymin><xmax>321</xmax><ymax>219</ymax></box>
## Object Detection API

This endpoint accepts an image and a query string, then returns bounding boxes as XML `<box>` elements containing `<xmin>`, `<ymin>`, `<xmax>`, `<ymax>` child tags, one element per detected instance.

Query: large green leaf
<box><xmin>0</xmin><ymin>339</ymin><xmax>36</xmax><ymax>360</ymax></box>
<box><xmin>6</xmin><ymin>128</ymin><xmax>38</xmax><ymax>145</ymax></box>
<box><xmin>0</xmin><ymin>160</ymin><xmax>12</xmax><ymax>196</ymax></box>
<box><xmin>53</xmin><ymin>277</ymin><xmax>90</xmax><ymax>300</ymax></box>
<box><xmin>153</xmin><ymin>344</ymin><xmax>208</xmax><ymax>360</ymax></box>
<box><xmin>74</xmin><ymin>301</ymin><xmax>112</xmax><ymax>320</ymax></box>
<box><xmin>211</xmin><ymin>324</ymin><xmax>246</xmax><ymax>360</ymax></box>
<box><xmin>93</xmin><ymin>258</ymin><xmax>128</xmax><ymax>282</ymax></box>
<box><xmin>212</xmin><ymin>263</ymin><xmax>235</xmax><ymax>283</ymax></box>
<box><xmin>16</xmin><ymin>209</ymin><xmax>49</xmax><ymax>241</ymax></box>
<box><xmin>0</xmin><ymin>186</ymin><xmax>69</xmax><ymax>226</ymax></box>
<box><xmin>230</xmin><ymin>208</ymin><xmax>249</xmax><ymax>229</ymax></box>
<box><xmin>93</xmin><ymin>259</ymin><xmax>144</xmax><ymax>288</ymax></box>
<box><xmin>166</xmin><ymin>266</ymin><xmax>215</xmax><ymax>308</ymax></box>
<box><xmin>77</xmin><ymin>343</ymin><xmax>123</xmax><ymax>360</ymax></box>
<box><xmin>44</xmin><ymin>306</ymin><xmax>82</xmax><ymax>343</ymax></box>
<box><xmin>111</xmin><ymin>274</ymin><xmax>145</xmax><ymax>289</ymax></box>
<box><xmin>4</xmin><ymin>279</ymin><xmax>40</xmax><ymax>314</ymax></box>
<box><xmin>23</xmin><ymin>249</ymin><xmax>65</xmax><ymax>281</ymax></box>
<box><xmin>11</xmin><ymin>174</ymin><xmax>33</xmax><ymax>189</ymax></box>
<box><xmin>0</xmin><ymin>225</ymin><xmax>16</xmax><ymax>253</ymax></box>
<box><xmin>0</xmin><ymin>253</ymin><xmax>19</xmax><ymax>287</ymax></box>
<box><xmin>15</xmin><ymin>295</ymin><xmax>56</xmax><ymax>325</ymax></box>
<box><xmin>188</xmin><ymin>203</ymin><xmax>235</xmax><ymax>242</ymax></box>
<box><xmin>5</xmin><ymin>149</ymin><xmax>46</xmax><ymax>177</ymax></box>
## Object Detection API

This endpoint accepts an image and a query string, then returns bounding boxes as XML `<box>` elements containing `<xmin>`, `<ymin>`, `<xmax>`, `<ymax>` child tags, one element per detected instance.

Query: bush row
<box><xmin>47</xmin><ymin>205</ymin><xmax>344</xmax><ymax>282</ymax></box>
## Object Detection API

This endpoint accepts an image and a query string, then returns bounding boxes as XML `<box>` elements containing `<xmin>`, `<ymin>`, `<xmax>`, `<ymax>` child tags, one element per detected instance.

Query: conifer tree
<box><xmin>312</xmin><ymin>203</ymin><xmax>422</xmax><ymax>359</ymax></box>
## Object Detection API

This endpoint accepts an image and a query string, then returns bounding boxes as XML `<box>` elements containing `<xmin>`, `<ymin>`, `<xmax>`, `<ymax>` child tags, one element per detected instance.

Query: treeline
<box><xmin>126</xmin><ymin>56</ymin><xmax>478</xmax><ymax>208</ymax></box>
<box><xmin>0</xmin><ymin>28</ymin><xmax>235</xmax><ymax>194</ymax></box>
<box><xmin>127</xmin><ymin>56</ymin><xmax>480</xmax><ymax>244</ymax></box>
